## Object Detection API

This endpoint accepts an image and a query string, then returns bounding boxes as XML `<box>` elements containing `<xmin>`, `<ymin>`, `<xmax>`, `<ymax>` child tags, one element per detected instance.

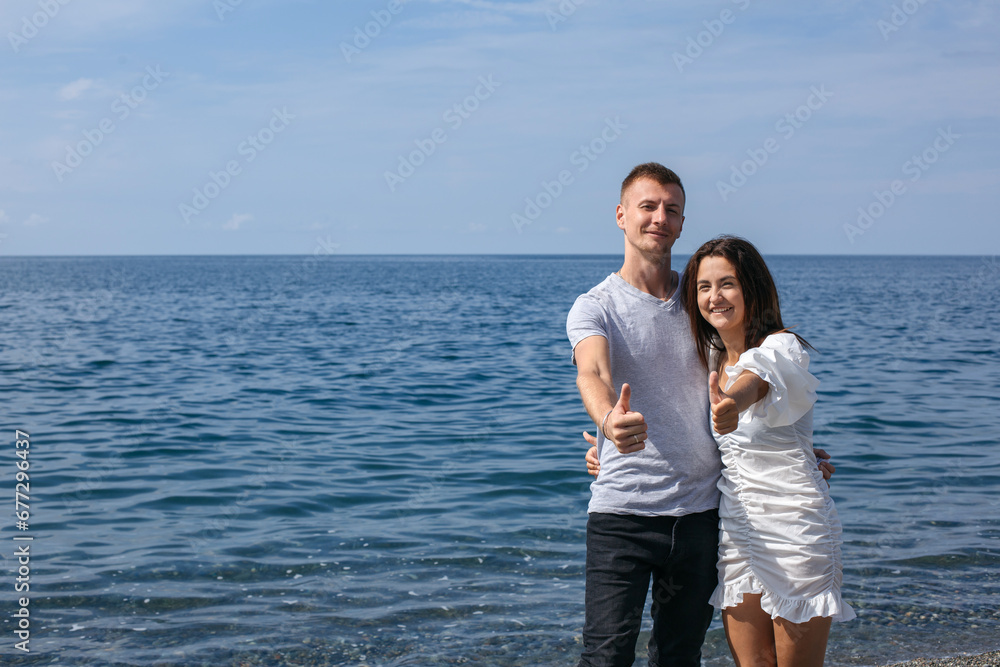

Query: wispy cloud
<box><xmin>405</xmin><ymin>11</ymin><xmax>517</xmax><ymax>29</ymax></box>
<box><xmin>58</xmin><ymin>78</ymin><xmax>95</xmax><ymax>101</ymax></box>
<box><xmin>23</xmin><ymin>213</ymin><xmax>48</xmax><ymax>227</ymax></box>
<box><xmin>224</xmin><ymin>213</ymin><xmax>252</xmax><ymax>231</ymax></box>
<box><xmin>420</xmin><ymin>0</ymin><xmax>550</xmax><ymax>15</ymax></box>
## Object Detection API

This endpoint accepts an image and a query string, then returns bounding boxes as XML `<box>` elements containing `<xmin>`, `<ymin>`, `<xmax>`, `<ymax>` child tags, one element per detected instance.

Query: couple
<box><xmin>567</xmin><ymin>163</ymin><xmax>854</xmax><ymax>667</ymax></box>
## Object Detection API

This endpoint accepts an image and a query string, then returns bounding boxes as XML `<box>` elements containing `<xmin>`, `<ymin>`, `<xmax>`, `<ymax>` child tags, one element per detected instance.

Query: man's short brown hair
<box><xmin>620</xmin><ymin>163</ymin><xmax>685</xmax><ymax>206</ymax></box>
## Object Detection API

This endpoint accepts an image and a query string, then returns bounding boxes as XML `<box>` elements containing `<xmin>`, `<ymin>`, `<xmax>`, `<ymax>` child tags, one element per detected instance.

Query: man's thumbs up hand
<box><xmin>604</xmin><ymin>383</ymin><xmax>647</xmax><ymax>454</ymax></box>
<box><xmin>616</xmin><ymin>382</ymin><xmax>632</xmax><ymax>413</ymax></box>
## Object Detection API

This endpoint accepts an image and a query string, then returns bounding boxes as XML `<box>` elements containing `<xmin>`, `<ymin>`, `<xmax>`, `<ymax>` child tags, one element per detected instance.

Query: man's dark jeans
<box><xmin>578</xmin><ymin>510</ymin><xmax>719</xmax><ymax>667</ymax></box>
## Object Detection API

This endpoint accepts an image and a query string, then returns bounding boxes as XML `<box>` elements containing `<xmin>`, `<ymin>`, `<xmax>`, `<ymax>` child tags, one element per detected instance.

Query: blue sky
<box><xmin>1</xmin><ymin>0</ymin><xmax>997</xmax><ymax>255</ymax></box>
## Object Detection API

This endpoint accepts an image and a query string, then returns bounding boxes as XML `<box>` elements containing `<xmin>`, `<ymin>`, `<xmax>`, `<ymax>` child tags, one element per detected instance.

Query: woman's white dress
<box><xmin>708</xmin><ymin>333</ymin><xmax>855</xmax><ymax>623</ymax></box>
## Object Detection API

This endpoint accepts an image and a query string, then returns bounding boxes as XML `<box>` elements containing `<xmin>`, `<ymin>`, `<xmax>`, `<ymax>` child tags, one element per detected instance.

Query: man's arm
<box><xmin>574</xmin><ymin>336</ymin><xmax>615</xmax><ymax>425</ymax></box>
<box><xmin>574</xmin><ymin>335</ymin><xmax>646</xmax><ymax>454</ymax></box>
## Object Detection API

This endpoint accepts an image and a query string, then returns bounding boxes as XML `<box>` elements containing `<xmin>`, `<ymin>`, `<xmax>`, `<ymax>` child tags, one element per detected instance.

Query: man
<box><xmin>567</xmin><ymin>163</ymin><xmax>720</xmax><ymax>666</ymax></box>
<box><xmin>567</xmin><ymin>163</ymin><xmax>831</xmax><ymax>666</ymax></box>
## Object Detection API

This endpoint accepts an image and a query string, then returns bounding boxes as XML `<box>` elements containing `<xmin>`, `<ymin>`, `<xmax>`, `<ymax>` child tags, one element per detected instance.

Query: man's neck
<box><xmin>617</xmin><ymin>251</ymin><xmax>676</xmax><ymax>301</ymax></box>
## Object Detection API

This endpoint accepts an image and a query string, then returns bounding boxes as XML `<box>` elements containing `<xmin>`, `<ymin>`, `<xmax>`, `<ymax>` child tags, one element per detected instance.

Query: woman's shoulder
<box><xmin>760</xmin><ymin>331</ymin><xmax>805</xmax><ymax>349</ymax></box>
<box><xmin>758</xmin><ymin>331</ymin><xmax>809</xmax><ymax>367</ymax></box>
<box><xmin>754</xmin><ymin>332</ymin><xmax>810</xmax><ymax>364</ymax></box>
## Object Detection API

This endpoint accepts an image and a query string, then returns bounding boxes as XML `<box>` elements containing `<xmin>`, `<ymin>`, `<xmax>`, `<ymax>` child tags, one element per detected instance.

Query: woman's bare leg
<box><xmin>773</xmin><ymin>615</ymin><xmax>832</xmax><ymax>667</ymax></box>
<box><xmin>722</xmin><ymin>594</ymin><xmax>776</xmax><ymax>667</ymax></box>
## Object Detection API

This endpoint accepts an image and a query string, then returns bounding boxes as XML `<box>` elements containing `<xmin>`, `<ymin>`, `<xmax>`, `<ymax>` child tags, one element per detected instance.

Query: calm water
<box><xmin>1</xmin><ymin>255</ymin><xmax>998</xmax><ymax>666</ymax></box>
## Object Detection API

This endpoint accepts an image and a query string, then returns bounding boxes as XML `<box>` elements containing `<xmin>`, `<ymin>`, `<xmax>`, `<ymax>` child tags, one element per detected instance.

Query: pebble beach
<box><xmin>884</xmin><ymin>651</ymin><xmax>1000</xmax><ymax>667</ymax></box>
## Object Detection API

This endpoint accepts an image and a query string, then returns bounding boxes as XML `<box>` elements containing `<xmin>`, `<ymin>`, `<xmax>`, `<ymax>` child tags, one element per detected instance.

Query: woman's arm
<box><xmin>709</xmin><ymin>370</ymin><xmax>768</xmax><ymax>435</ymax></box>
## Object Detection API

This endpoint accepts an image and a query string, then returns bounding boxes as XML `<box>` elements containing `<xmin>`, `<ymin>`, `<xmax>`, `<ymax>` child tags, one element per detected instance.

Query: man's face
<box><xmin>616</xmin><ymin>178</ymin><xmax>685</xmax><ymax>259</ymax></box>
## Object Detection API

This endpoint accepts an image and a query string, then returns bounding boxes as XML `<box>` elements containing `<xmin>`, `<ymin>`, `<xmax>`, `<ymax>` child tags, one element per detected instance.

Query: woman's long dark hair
<box><xmin>681</xmin><ymin>235</ymin><xmax>811</xmax><ymax>369</ymax></box>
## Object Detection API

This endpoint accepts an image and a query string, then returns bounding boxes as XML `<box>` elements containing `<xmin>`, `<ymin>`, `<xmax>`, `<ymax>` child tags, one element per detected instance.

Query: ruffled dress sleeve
<box><xmin>723</xmin><ymin>333</ymin><xmax>818</xmax><ymax>427</ymax></box>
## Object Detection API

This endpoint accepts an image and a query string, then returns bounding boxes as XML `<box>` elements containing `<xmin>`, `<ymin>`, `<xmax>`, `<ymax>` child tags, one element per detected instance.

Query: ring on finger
<box><xmin>633</xmin><ymin>434</ymin><xmax>639</xmax><ymax>445</ymax></box>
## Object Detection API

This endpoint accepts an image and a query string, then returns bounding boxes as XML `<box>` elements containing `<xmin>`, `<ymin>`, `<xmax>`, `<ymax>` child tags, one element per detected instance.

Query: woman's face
<box><xmin>696</xmin><ymin>255</ymin><xmax>746</xmax><ymax>338</ymax></box>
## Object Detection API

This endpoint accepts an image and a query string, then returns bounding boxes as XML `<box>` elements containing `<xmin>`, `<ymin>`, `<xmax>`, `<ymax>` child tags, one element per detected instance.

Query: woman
<box><xmin>684</xmin><ymin>235</ymin><xmax>854</xmax><ymax>666</ymax></box>
<box><xmin>584</xmin><ymin>236</ymin><xmax>853</xmax><ymax>666</ymax></box>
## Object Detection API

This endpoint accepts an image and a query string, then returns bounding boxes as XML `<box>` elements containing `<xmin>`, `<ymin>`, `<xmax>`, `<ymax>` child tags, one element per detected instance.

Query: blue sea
<box><xmin>1</xmin><ymin>254</ymin><xmax>998</xmax><ymax>666</ymax></box>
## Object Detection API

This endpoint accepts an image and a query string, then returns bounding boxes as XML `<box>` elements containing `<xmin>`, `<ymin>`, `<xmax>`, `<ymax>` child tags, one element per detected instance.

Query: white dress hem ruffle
<box><xmin>710</xmin><ymin>573</ymin><xmax>857</xmax><ymax>623</ymax></box>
